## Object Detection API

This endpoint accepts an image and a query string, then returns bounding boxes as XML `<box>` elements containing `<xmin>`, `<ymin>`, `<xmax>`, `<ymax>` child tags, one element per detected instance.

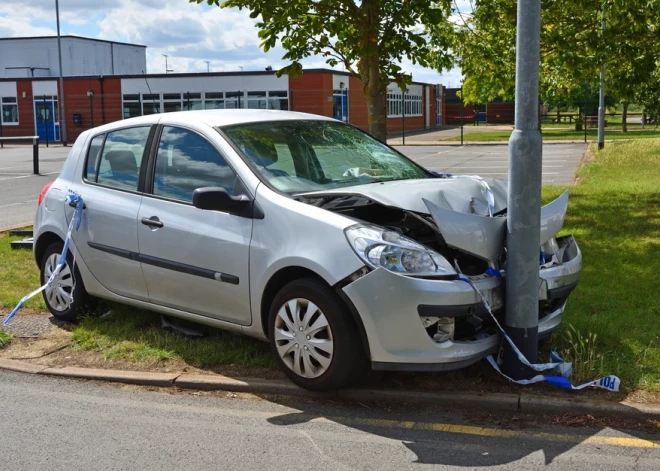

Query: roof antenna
<box><xmin>141</xmin><ymin>70</ymin><xmax>159</xmax><ymax>110</ymax></box>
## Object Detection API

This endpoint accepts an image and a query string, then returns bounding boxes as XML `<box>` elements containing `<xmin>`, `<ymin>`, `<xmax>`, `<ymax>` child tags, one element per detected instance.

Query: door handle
<box><xmin>141</xmin><ymin>216</ymin><xmax>164</xmax><ymax>228</ymax></box>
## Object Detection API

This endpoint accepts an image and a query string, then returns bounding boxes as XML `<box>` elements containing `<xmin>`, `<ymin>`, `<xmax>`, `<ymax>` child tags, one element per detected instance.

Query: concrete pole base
<box><xmin>502</xmin><ymin>325</ymin><xmax>539</xmax><ymax>380</ymax></box>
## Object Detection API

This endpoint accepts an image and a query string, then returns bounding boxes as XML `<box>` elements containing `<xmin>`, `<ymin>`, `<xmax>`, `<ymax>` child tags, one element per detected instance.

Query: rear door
<box><xmin>137</xmin><ymin>125</ymin><xmax>253</xmax><ymax>325</ymax></box>
<box><xmin>70</xmin><ymin>126</ymin><xmax>154</xmax><ymax>301</ymax></box>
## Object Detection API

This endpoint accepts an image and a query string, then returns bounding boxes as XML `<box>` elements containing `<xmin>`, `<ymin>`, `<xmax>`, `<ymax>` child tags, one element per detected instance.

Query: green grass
<box><xmin>444</xmin><ymin>130</ymin><xmax>660</xmax><ymax>142</ymax></box>
<box><xmin>0</xmin><ymin>232</ymin><xmax>44</xmax><ymax>311</ymax></box>
<box><xmin>71</xmin><ymin>306</ymin><xmax>276</xmax><ymax>368</ymax></box>
<box><xmin>0</xmin><ymin>330</ymin><xmax>12</xmax><ymax>349</ymax></box>
<box><xmin>544</xmin><ymin>140</ymin><xmax>660</xmax><ymax>391</ymax></box>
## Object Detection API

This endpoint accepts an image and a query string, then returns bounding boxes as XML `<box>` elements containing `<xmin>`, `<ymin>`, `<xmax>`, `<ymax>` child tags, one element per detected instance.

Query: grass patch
<box><xmin>71</xmin><ymin>306</ymin><xmax>276</xmax><ymax>368</ymax></box>
<box><xmin>443</xmin><ymin>130</ymin><xmax>660</xmax><ymax>142</ymax></box>
<box><xmin>0</xmin><ymin>231</ymin><xmax>43</xmax><ymax>311</ymax></box>
<box><xmin>0</xmin><ymin>330</ymin><xmax>12</xmax><ymax>349</ymax></box>
<box><xmin>544</xmin><ymin>139</ymin><xmax>660</xmax><ymax>391</ymax></box>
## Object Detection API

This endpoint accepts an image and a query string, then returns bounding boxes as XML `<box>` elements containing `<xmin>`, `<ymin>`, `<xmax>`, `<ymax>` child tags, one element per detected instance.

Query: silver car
<box><xmin>34</xmin><ymin>110</ymin><xmax>581</xmax><ymax>390</ymax></box>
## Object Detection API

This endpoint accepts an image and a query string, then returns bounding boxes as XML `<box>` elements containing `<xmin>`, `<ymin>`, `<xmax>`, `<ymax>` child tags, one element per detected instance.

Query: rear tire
<box><xmin>268</xmin><ymin>277</ymin><xmax>367</xmax><ymax>391</ymax></box>
<box><xmin>40</xmin><ymin>241</ymin><xmax>96</xmax><ymax>321</ymax></box>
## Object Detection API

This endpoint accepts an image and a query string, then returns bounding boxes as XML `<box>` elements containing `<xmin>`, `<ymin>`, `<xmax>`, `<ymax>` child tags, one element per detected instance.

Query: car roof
<box><xmin>91</xmin><ymin>110</ymin><xmax>336</xmax><ymax>134</ymax></box>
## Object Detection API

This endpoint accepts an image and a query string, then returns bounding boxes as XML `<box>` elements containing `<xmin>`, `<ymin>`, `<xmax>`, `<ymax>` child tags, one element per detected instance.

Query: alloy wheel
<box><xmin>43</xmin><ymin>253</ymin><xmax>74</xmax><ymax>312</ymax></box>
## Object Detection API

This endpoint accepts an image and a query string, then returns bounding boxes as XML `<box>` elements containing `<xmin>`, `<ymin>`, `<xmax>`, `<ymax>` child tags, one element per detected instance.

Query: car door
<box><xmin>70</xmin><ymin>126</ymin><xmax>154</xmax><ymax>301</ymax></box>
<box><xmin>137</xmin><ymin>125</ymin><xmax>253</xmax><ymax>325</ymax></box>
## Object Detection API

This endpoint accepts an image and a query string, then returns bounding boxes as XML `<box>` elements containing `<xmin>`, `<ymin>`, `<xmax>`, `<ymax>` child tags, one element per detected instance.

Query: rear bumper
<box><xmin>342</xmin><ymin>235</ymin><xmax>581</xmax><ymax>372</ymax></box>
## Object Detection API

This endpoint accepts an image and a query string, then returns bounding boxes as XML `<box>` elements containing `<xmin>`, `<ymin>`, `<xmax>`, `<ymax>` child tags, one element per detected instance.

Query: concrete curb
<box><xmin>2</xmin><ymin>360</ymin><xmax>659</xmax><ymax>419</ymax></box>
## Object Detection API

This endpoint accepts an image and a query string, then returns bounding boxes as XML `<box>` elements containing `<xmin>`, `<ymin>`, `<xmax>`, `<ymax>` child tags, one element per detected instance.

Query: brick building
<box><xmin>1</xmin><ymin>69</ymin><xmax>446</xmax><ymax>144</ymax></box>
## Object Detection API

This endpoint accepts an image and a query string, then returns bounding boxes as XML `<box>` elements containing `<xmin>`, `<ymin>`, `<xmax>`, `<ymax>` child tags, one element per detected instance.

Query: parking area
<box><xmin>0</xmin><ymin>143</ymin><xmax>586</xmax><ymax>231</ymax></box>
<box><xmin>394</xmin><ymin>143</ymin><xmax>587</xmax><ymax>185</ymax></box>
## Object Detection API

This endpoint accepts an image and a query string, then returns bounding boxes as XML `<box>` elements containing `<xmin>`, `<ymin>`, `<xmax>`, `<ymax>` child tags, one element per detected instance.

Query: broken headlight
<box><xmin>345</xmin><ymin>224</ymin><xmax>457</xmax><ymax>277</ymax></box>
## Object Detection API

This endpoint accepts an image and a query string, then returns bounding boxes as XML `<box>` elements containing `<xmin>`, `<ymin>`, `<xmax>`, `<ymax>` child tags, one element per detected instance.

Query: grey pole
<box><xmin>504</xmin><ymin>0</ymin><xmax>542</xmax><ymax>378</ymax></box>
<box><xmin>56</xmin><ymin>0</ymin><xmax>67</xmax><ymax>146</ymax></box>
<box><xmin>597</xmin><ymin>9</ymin><xmax>606</xmax><ymax>150</ymax></box>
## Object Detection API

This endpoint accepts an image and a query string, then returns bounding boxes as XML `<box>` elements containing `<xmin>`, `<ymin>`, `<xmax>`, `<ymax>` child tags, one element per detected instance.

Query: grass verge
<box><xmin>0</xmin><ymin>231</ymin><xmax>43</xmax><ymax>311</ymax></box>
<box><xmin>443</xmin><ymin>130</ymin><xmax>660</xmax><ymax>142</ymax></box>
<box><xmin>0</xmin><ymin>330</ymin><xmax>12</xmax><ymax>349</ymax></box>
<box><xmin>544</xmin><ymin>139</ymin><xmax>660</xmax><ymax>391</ymax></box>
<box><xmin>71</xmin><ymin>305</ymin><xmax>275</xmax><ymax>369</ymax></box>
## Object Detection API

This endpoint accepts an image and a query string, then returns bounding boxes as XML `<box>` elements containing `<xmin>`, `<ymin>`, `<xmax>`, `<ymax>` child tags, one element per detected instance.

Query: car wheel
<box><xmin>268</xmin><ymin>277</ymin><xmax>367</xmax><ymax>391</ymax></box>
<box><xmin>40</xmin><ymin>241</ymin><xmax>95</xmax><ymax>321</ymax></box>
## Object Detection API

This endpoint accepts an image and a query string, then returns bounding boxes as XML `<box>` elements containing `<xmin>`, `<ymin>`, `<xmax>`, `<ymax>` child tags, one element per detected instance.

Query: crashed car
<box><xmin>34</xmin><ymin>110</ymin><xmax>581</xmax><ymax>391</ymax></box>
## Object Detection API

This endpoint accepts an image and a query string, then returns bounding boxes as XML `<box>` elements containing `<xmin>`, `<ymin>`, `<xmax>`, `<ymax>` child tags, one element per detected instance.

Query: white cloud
<box><xmin>2</xmin><ymin>0</ymin><xmax>459</xmax><ymax>83</ymax></box>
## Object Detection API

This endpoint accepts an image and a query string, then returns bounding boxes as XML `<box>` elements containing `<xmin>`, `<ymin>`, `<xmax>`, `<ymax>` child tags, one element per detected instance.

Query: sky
<box><xmin>0</xmin><ymin>0</ymin><xmax>467</xmax><ymax>87</ymax></box>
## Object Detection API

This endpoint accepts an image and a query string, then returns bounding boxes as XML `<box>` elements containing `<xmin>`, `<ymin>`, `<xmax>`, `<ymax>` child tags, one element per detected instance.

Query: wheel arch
<box><xmin>260</xmin><ymin>266</ymin><xmax>371</xmax><ymax>360</ymax></box>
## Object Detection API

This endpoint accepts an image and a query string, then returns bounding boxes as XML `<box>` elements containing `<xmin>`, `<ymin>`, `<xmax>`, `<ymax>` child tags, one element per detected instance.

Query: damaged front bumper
<box><xmin>342</xmin><ymin>235</ymin><xmax>582</xmax><ymax>372</ymax></box>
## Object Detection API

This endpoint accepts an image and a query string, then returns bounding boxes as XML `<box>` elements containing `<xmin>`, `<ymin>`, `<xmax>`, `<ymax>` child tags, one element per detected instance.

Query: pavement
<box><xmin>0</xmin><ymin>142</ymin><xmax>586</xmax><ymax>231</ymax></box>
<box><xmin>0</xmin><ymin>369</ymin><xmax>658</xmax><ymax>471</ymax></box>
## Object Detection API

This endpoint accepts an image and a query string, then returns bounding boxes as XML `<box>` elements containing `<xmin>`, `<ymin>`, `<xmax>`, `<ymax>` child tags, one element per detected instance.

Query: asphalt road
<box><xmin>0</xmin><ymin>370</ymin><xmax>658</xmax><ymax>470</ymax></box>
<box><xmin>0</xmin><ymin>145</ymin><xmax>69</xmax><ymax>231</ymax></box>
<box><xmin>393</xmin><ymin>143</ymin><xmax>586</xmax><ymax>186</ymax></box>
<box><xmin>0</xmin><ymin>143</ymin><xmax>586</xmax><ymax>231</ymax></box>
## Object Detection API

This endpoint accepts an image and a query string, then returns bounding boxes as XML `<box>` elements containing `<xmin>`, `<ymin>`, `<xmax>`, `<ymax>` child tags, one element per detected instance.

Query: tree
<box><xmin>191</xmin><ymin>0</ymin><xmax>455</xmax><ymax>140</ymax></box>
<box><xmin>450</xmin><ymin>0</ymin><xmax>660</xmax><ymax>131</ymax></box>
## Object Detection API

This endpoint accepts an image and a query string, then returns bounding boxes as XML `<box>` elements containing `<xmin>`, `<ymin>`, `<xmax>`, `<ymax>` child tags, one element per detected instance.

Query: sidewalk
<box><xmin>387</xmin><ymin>125</ymin><xmax>514</xmax><ymax>146</ymax></box>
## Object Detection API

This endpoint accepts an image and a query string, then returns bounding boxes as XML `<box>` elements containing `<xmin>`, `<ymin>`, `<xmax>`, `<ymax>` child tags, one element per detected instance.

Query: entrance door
<box><xmin>333</xmin><ymin>90</ymin><xmax>348</xmax><ymax>122</ymax></box>
<box><xmin>34</xmin><ymin>99</ymin><xmax>60</xmax><ymax>142</ymax></box>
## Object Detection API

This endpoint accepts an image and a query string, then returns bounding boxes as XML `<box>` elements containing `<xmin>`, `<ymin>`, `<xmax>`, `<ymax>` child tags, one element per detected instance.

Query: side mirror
<box><xmin>192</xmin><ymin>187</ymin><xmax>251</xmax><ymax>216</ymax></box>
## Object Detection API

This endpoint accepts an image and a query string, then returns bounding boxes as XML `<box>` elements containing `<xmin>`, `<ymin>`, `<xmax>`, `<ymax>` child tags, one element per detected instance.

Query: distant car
<box><xmin>33</xmin><ymin>110</ymin><xmax>581</xmax><ymax>391</ymax></box>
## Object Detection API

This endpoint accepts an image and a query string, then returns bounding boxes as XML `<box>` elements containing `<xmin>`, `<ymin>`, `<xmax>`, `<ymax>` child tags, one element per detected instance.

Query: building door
<box><xmin>34</xmin><ymin>98</ymin><xmax>60</xmax><ymax>142</ymax></box>
<box><xmin>333</xmin><ymin>90</ymin><xmax>348</xmax><ymax>122</ymax></box>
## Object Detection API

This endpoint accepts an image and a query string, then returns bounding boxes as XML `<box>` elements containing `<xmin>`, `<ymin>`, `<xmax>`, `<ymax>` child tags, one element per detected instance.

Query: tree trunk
<box><xmin>358</xmin><ymin>0</ymin><xmax>387</xmax><ymax>141</ymax></box>
<box><xmin>622</xmin><ymin>101</ymin><xmax>629</xmax><ymax>133</ymax></box>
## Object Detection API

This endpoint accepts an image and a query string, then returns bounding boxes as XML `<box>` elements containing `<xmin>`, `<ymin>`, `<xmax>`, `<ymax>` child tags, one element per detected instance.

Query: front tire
<box><xmin>40</xmin><ymin>241</ymin><xmax>95</xmax><ymax>321</ymax></box>
<box><xmin>268</xmin><ymin>278</ymin><xmax>367</xmax><ymax>391</ymax></box>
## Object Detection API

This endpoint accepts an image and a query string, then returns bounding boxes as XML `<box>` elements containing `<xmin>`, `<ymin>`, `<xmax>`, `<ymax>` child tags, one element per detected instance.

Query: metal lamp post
<box><xmin>56</xmin><ymin>0</ymin><xmax>67</xmax><ymax>145</ymax></box>
<box><xmin>597</xmin><ymin>8</ymin><xmax>606</xmax><ymax>150</ymax></box>
<box><xmin>504</xmin><ymin>0</ymin><xmax>543</xmax><ymax>379</ymax></box>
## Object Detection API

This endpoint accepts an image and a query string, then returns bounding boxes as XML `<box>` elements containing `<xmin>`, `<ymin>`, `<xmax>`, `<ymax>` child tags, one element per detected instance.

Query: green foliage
<box><xmin>190</xmin><ymin>0</ymin><xmax>456</xmax><ymax>139</ymax></box>
<box><xmin>451</xmin><ymin>1</ymin><xmax>660</xmax><ymax>107</ymax></box>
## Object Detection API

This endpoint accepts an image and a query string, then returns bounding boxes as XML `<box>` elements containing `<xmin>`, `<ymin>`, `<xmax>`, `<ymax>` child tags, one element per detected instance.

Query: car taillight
<box><xmin>38</xmin><ymin>182</ymin><xmax>54</xmax><ymax>206</ymax></box>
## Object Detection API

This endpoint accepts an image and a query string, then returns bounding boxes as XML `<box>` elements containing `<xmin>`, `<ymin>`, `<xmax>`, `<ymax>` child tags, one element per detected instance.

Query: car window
<box><xmin>221</xmin><ymin>120</ymin><xmax>430</xmax><ymax>194</ymax></box>
<box><xmin>95</xmin><ymin>127</ymin><xmax>151</xmax><ymax>191</ymax></box>
<box><xmin>152</xmin><ymin>126</ymin><xmax>237</xmax><ymax>203</ymax></box>
<box><xmin>85</xmin><ymin>134</ymin><xmax>105</xmax><ymax>181</ymax></box>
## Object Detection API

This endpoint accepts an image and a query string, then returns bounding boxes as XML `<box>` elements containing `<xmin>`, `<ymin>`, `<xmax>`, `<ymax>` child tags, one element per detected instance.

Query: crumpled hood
<box><xmin>301</xmin><ymin>177</ymin><xmax>509</xmax><ymax>216</ymax></box>
<box><xmin>300</xmin><ymin>177</ymin><xmax>569</xmax><ymax>263</ymax></box>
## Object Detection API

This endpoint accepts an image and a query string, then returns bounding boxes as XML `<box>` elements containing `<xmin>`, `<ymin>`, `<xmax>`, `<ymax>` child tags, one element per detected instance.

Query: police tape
<box><xmin>459</xmin><ymin>275</ymin><xmax>621</xmax><ymax>392</ymax></box>
<box><xmin>3</xmin><ymin>191</ymin><xmax>84</xmax><ymax>327</ymax></box>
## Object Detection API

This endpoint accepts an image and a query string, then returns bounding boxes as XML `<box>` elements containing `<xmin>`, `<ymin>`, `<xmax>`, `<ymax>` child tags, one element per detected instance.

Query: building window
<box><xmin>247</xmin><ymin>91</ymin><xmax>267</xmax><ymax>109</ymax></box>
<box><xmin>142</xmin><ymin>94</ymin><xmax>161</xmax><ymax>115</ymax></box>
<box><xmin>163</xmin><ymin>93</ymin><xmax>181</xmax><ymax>113</ymax></box>
<box><xmin>204</xmin><ymin>92</ymin><xmax>224</xmax><ymax>109</ymax></box>
<box><xmin>183</xmin><ymin>92</ymin><xmax>203</xmax><ymax>110</ymax></box>
<box><xmin>268</xmin><ymin>91</ymin><xmax>289</xmax><ymax>110</ymax></box>
<box><xmin>122</xmin><ymin>94</ymin><xmax>141</xmax><ymax>119</ymax></box>
<box><xmin>387</xmin><ymin>92</ymin><xmax>422</xmax><ymax>117</ymax></box>
<box><xmin>225</xmin><ymin>92</ymin><xmax>242</xmax><ymax>109</ymax></box>
<box><xmin>1</xmin><ymin>97</ymin><xmax>18</xmax><ymax>124</ymax></box>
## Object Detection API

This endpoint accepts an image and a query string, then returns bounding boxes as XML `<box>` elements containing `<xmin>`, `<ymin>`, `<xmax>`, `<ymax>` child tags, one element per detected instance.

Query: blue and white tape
<box><xmin>3</xmin><ymin>190</ymin><xmax>84</xmax><ymax>326</ymax></box>
<box><xmin>459</xmin><ymin>274</ymin><xmax>620</xmax><ymax>392</ymax></box>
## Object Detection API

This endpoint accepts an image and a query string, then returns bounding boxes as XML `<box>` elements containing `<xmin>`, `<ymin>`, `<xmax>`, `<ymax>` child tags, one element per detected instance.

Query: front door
<box><xmin>137</xmin><ymin>125</ymin><xmax>253</xmax><ymax>325</ymax></box>
<box><xmin>34</xmin><ymin>99</ymin><xmax>60</xmax><ymax>142</ymax></box>
<box><xmin>70</xmin><ymin>126</ymin><xmax>154</xmax><ymax>301</ymax></box>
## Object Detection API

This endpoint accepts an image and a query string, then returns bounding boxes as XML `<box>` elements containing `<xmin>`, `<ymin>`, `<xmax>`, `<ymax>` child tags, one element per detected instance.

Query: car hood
<box><xmin>299</xmin><ymin>177</ymin><xmax>569</xmax><ymax>263</ymax></box>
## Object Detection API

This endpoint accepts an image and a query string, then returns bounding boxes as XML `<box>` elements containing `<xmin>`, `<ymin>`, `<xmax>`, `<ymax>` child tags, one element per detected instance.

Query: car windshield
<box><xmin>220</xmin><ymin>120</ymin><xmax>430</xmax><ymax>194</ymax></box>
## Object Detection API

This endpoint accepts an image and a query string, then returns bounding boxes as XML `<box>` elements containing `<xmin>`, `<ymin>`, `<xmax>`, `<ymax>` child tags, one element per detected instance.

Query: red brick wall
<box><xmin>289</xmin><ymin>72</ymin><xmax>334</xmax><ymax>118</ymax></box>
<box><xmin>445</xmin><ymin>103</ymin><xmax>475</xmax><ymax>125</ymax></box>
<box><xmin>348</xmin><ymin>76</ymin><xmax>369</xmax><ymax>132</ymax></box>
<box><xmin>62</xmin><ymin>77</ymin><xmax>123</xmax><ymax>142</ymax></box>
<box><xmin>8</xmin><ymin>82</ymin><xmax>36</xmax><ymax>137</ymax></box>
<box><xmin>486</xmin><ymin>103</ymin><xmax>514</xmax><ymax>124</ymax></box>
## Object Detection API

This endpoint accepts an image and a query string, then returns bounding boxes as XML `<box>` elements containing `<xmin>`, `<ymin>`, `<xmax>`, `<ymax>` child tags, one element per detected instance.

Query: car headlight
<box><xmin>344</xmin><ymin>224</ymin><xmax>457</xmax><ymax>277</ymax></box>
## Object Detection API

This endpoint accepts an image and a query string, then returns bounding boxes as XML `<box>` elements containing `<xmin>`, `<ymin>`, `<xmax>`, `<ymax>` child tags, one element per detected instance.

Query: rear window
<box><xmin>85</xmin><ymin>126</ymin><xmax>151</xmax><ymax>191</ymax></box>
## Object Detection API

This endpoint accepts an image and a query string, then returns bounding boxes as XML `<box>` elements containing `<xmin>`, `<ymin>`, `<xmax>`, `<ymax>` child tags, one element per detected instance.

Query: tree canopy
<box><xmin>192</xmin><ymin>0</ymin><xmax>456</xmax><ymax>140</ymax></box>
<box><xmin>452</xmin><ymin>0</ymin><xmax>660</xmax><ymax>130</ymax></box>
